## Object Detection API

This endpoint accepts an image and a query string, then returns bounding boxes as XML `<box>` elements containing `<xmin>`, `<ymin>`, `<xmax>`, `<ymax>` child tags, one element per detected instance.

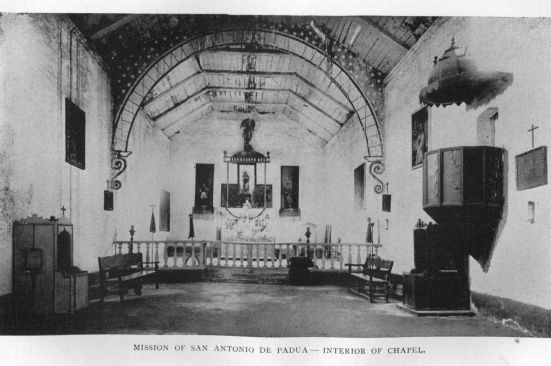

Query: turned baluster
<box><xmin>321</xmin><ymin>244</ymin><xmax>327</xmax><ymax>270</ymax></box>
<box><xmin>253</xmin><ymin>244</ymin><xmax>257</xmax><ymax>268</ymax></box>
<box><xmin>286</xmin><ymin>244</ymin><xmax>290</xmax><ymax>267</ymax></box>
<box><xmin>145</xmin><ymin>243</ymin><xmax>151</xmax><ymax>268</ymax></box>
<box><xmin>175</xmin><ymin>243</ymin><xmax>180</xmax><ymax>267</ymax></box>
<box><xmin>224</xmin><ymin>243</ymin><xmax>229</xmax><ymax>267</ymax></box>
<box><xmin>154</xmin><ymin>242</ymin><xmax>159</xmax><ymax>267</ymax></box>
<box><xmin>191</xmin><ymin>243</ymin><xmax>197</xmax><ymax>267</ymax></box>
<box><xmin>329</xmin><ymin>244</ymin><xmax>335</xmax><ymax>270</ymax></box>
<box><xmin>163</xmin><ymin>243</ymin><xmax>169</xmax><ymax>268</ymax></box>
<box><xmin>232</xmin><ymin>243</ymin><xmax>236</xmax><ymax>267</ymax></box>
<box><xmin>201</xmin><ymin>242</ymin><xmax>206</xmax><ymax>266</ymax></box>
<box><xmin>338</xmin><ymin>244</ymin><xmax>343</xmax><ymax>270</ymax></box>
<box><xmin>356</xmin><ymin>245</ymin><xmax>361</xmax><ymax>265</ymax></box>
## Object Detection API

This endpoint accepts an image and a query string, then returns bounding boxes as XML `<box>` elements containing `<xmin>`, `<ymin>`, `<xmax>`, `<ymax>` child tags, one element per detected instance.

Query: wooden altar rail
<box><xmin>111</xmin><ymin>240</ymin><xmax>382</xmax><ymax>271</ymax></box>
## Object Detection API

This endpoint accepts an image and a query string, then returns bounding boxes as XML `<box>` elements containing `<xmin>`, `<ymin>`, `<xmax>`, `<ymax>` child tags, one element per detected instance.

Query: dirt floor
<box><xmin>3</xmin><ymin>282</ymin><xmax>531</xmax><ymax>337</ymax></box>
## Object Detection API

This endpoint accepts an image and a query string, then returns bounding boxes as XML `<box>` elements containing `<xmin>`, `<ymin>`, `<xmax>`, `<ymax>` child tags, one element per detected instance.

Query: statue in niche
<box><xmin>240</xmin><ymin>118</ymin><xmax>255</xmax><ymax>152</ymax></box>
<box><xmin>242</xmin><ymin>171</ymin><xmax>250</xmax><ymax>194</ymax></box>
<box><xmin>283</xmin><ymin>182</ymin><xmax>293</xmax><ymax>208</ymax></box>
<box><xmin>198</xmin><ymin>182</ymin><xmax>210</xmax><ymax>206</ymax></box>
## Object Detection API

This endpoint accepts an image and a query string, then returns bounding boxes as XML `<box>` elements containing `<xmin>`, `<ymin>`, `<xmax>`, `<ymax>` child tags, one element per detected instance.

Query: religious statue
<box><xmin>305</xmin><ymin>227</ymin><xmax>312</xmax><ymax>244</ymax></box>
<box><xmin>240</xmin><ymin>118</ymin><xmax>255</xmax><ymax>152</ymax></box>
<box><xmin>283</xmin><ymin>182</ymin><xmax>293</xmax><ymax>208</ymax></box>
<box><xmin>198</xmin><ymin>182</ymin><xmax>210</xmax><ymax>205</ymax></box>
<box><xmin>242</xmin><ymin>171</ymin><xmax>250</xmax><ymax>194</ymax></box>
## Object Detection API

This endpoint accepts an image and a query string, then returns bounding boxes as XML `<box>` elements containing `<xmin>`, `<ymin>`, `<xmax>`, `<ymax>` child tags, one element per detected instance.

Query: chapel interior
<box><xmin>1</xmin><ymin>13</ymin><xmax>550</xmax><ymax>337</ymax></box>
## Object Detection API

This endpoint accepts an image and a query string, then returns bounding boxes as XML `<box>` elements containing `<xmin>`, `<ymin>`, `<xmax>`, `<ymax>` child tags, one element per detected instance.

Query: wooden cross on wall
<box><xmin>528</xmin><ymin>124</ymin><xmax>539</xmax><ymax>148</ymax></box>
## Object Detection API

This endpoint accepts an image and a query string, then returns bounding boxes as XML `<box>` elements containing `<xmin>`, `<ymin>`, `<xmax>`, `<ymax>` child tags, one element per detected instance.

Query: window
<box><xmin>477</xmin><ymin>107</ymin><xmax>498</xmax><ymax>146</ymax></box>
<box><xmin>354</xmin><ymin>163</ymin><xmax>365</xmax><ymax>211</ymax></box>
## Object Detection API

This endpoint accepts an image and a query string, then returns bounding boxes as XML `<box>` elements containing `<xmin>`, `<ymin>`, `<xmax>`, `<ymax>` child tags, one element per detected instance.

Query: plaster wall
<box><xmin>384</xmin><ymin>17</ymin><xmax>551</xmax><ymax>308</ymax></box>
<box><xmin>169</xmin><ymin>113</ymin><xmax>327</xmax><ymax>242</ymax></box>
<box><xmin>324</xmin><ymin>118</ymin><xmax>389</xmax><ymax>246</ymax></box>
<box><xmin>112</xmin><ymin>110</ymin><xmax>172</xmax><ymax>243</ymax></box>
<box><xmin>0</xmin><ymin>13</ymin><xmax>114</xmax><ymax>295</ymax></box>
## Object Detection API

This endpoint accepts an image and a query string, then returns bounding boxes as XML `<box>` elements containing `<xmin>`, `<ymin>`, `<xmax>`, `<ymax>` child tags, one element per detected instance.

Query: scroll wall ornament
<box><xmin>368</xmin><ymin>160</ymin><xmax>385</xmax><ymax>194</ymax></box>
<box><xmin>110</xmin><ymin>150</ymin><xmax>132</xmax><ymax>190</ymax></box>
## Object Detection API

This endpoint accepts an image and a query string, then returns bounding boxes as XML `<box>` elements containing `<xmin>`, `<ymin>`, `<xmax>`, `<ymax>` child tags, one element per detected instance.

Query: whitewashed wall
<box><xmin>112</xmin><ymin>109</ymin><xmax>172</xmax><ymax>243</ymax></box>
<box><xmin>384</xmin><ymin>17</ymin><xmax>551</xmax><ymax>308</ymax></box>
<box><xmin>324</xmin><ymin>118</ymin><xmax>390</xmax><ymax>246</ymax></box>
<box><xmin>0</xmin><ymin>14</ymin><xmax>114</xmax><ymax>294</ymax></box>
<box><xmin>169</xmin><ymin>113</ymin><xmax>327</xmax><ymax>242</ymax></box>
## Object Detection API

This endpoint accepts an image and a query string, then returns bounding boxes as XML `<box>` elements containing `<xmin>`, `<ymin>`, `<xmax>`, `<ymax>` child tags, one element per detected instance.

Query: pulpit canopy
<box><xmin>419</xmin><ymin>38</ymin><xmax>513</xmax><ymax>109</ymax></box>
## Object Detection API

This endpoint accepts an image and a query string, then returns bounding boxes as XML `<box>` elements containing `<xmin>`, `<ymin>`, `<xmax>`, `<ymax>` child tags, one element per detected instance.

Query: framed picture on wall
<box><xmin>516</xmin><ymin>146</ymin><xmax>548</xmax><ymax>190</ymax></box>
<box><xmin>280</xmin><ymin>166</ymin><xmax>300</xmax><ymax>217</ymax></box>
<box><xmin>159</xmin><ymin>190</ymin><xmax>170</xmax><ymax>232</ymax></box>
<box><xmin>65</xmin><ymin>98</ymin><xmax>86</xmax><ymax>170</ymax></box>
<box><xmin>412</xmin><ymin>106</ymin><xmax>428</xmax><ymax>169</ymax></box>
<box><xmin>194</xmin><ymin>164</ymin><xmax>214</xmax><ymax>214</ymax></box>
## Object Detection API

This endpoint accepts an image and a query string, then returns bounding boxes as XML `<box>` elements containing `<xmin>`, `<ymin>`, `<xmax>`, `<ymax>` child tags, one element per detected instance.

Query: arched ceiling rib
<box><xmin>140</xmin><ymin>50</ymin><xmax>353</xmax><ymax>140</ymax></box>
<box><xmin>68</xmin><ymin>15</ymin><xmax>436</xmax><ymax>158</ymax></box>
<box><xmin>108</xmin><ymin>28</ymin><xmax>385</xmax><ymax>158</ymax></box>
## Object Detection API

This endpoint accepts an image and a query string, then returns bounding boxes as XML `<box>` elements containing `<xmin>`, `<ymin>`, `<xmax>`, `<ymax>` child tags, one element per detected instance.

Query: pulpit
<box><xmin>402</xmin><ymin>146</ymin><xmax>504</xmax><ymax>315</ymax></box>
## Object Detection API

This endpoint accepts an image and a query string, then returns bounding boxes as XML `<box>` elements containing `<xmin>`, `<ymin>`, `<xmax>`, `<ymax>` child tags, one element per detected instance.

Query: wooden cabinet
<box><xmin>403</xmin><ymin>225</ymin><xmax>471</xmax><ymax>314</ymax></box>
<box><xmin>12</xmin><ymin>215</ymin><xmax>88</xmax><ymax>315</ymax></box>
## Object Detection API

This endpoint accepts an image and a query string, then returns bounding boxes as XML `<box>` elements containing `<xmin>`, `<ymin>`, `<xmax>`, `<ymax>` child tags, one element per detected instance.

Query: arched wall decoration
<box><xmin>110</xmin><ymin>28</ymin><xmax>385</xmax><ymax>190</ymax></box>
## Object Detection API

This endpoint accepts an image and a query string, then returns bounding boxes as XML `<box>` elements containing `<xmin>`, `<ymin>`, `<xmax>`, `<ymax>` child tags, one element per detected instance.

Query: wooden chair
<box><xmin>346</xmin><ymin>256</ymin><xmax>394</xmax><ymax>303</ymax></box>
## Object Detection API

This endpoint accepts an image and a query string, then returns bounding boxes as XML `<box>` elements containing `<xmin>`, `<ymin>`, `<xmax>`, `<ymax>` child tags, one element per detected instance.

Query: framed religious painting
<box><xmin>280</xmin><ymin>166</ymin><xmax>300</xmax><ymax>216</ymax></box>
<box><xmin>159</xmin><ymin>190</ymin><xmax>170</xmax><ymax>232</ymax></box>
<box><xmin>194</xmin><ymin>163</ymin><xmax>214</xmax><ymax>214</ymax></box>
<box><xmin>221</xmin><ymin>183</ymin><xmax>240</xmax><ymax>208</ymax></box>
<box><xmin>65</xmin><ymin>98</ymin><xmax>86</xmax><ymax>170</ymax></box>
<box><xmin>253</xmin><ymin>184</ymin><xmax>272</xmax><ymax>208</ymax></box>
<box><xmin>516</xmin><ymin>146</ymin><xmax>548</xmax><ymax>190</ymax></box>
<box><xmin>103</xmin><ymin>190</ymin><xmax>113</xmax><ymax>211</ymax></box>
<box><xmin>412</xmin><ymin>106</ymin><xmax>429</xmax><ymax>169</ymax></box>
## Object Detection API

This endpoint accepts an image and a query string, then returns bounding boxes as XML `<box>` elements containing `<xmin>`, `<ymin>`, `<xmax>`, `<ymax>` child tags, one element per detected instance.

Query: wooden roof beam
<box><xmin>356</xmin><ymin>16</ymin><xmax>410</xmax><ymax>51</ymax></box>
<box><xmin>91</xmin><ymin>15</ymin><xmax>140</xmax><ymax>40</ymax></box>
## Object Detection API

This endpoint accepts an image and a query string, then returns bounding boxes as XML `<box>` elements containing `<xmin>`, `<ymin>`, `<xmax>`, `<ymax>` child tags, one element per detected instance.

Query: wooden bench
<box><xmin>98</xmin><ymin>253</ymin><xmax>159</xmax><ymax>305</ymax></box>
<box><xmin>345</xmin><ymin>256</ymin><xmax>394</xmax><ymax>303</ymax></box>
